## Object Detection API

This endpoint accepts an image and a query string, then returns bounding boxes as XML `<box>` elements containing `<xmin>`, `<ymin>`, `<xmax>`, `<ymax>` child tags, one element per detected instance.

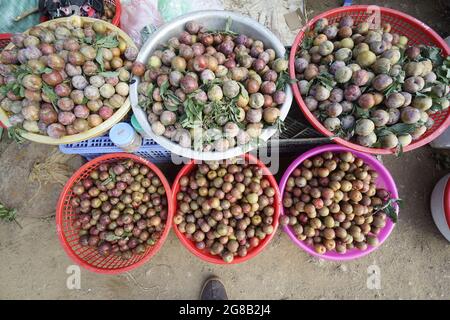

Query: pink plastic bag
<box><xmin>120</xmin><ymin>0</ymin><xmax>163</xmax><ymax>47</ymax></box>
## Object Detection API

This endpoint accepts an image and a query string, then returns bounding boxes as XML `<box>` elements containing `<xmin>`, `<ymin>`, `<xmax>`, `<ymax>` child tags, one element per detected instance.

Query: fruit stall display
<box><xmin>0</xmin><ymin>6</ymin><xmax>448</xmax><ymax>272</ymax></box>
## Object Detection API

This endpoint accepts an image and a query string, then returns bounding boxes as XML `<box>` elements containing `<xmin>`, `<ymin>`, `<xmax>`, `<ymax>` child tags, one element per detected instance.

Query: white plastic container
<box><xmin>109</xmin><ymin>123</ymin><xmax>142</xmax><ymax>153</ymax></box>
<box><xmin>430</xmin><ymin>127</ymin><xmax>450</xmax><ymax>149</ymax></box>
<box><xmin>430</xmin><ymin>173</ymin><xmax>450</xmax><ymax>242</ymax></box>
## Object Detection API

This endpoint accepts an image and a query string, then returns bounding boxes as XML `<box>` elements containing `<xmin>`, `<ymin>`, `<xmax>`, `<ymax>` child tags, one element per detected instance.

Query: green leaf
<box><xmin>95</xmin><ymin>34</ymin><xmax>119</xmax><ymax>49</ymax></box>
<box><xmin>436</xmin><ymin>56</ymin><xmax>450</xmax><ymax>85</ymax></box>
<box><xmin>395</xmin><ymin>143</ymin><xmax>404</xmax><ymax>157</ymax></box>
<box><xmin>301</xmin><ymin>36</ymin><xmax>314</xmax><ymax>51</ymax></box>
<box><xmin>420</xmin><ymin>46</ymin><xmax>443</xmax><ymax>65</ymax></box>
<box><xmin>383</xmin><ymin>71</ymin><xmax>405</xmax><ymax>95</ymax></box>
<box><xmin>7</xmin><ymin>125</ymin><xmax>26</xmax><ymax>144</ymax></box>
<box><xmin>205</xmin><ymin>17</ymin><xmax>237</xmax><ymax>36</ymax></box>
<box><xmin>38</xmin><ymin>67</ymin><xmax>53</xmax><ymax>74</ymax></box>
<box><xmin>225</xmin><ymin>17</ymin><xmax>233</xmax><ymax>34</ymax></box>
<box><xmin>0</xmin><ymin>84</ymin><xmax>8</xmax><ymax>96</ymax></box>
<box><xmin>376</xmin><ymin>123</ymin><xmax>418</xmax><ymax>137</ymax></box>
<box><xmin>159</xmin><ymin>80</ymin><xmax>181</xmax><ymax>111</ymax></box>
<box><xmin>81</xmin><ymin>96</ymin><xmax>89</xmax><ymax>105</ymax></box>
<box><xmin>275</xmin><ymin>118</ymin><xmax>286</xmax><ymax>133</ymax></box>
<box><xmin>315</xmin><ymin>72</ymin><xmax>335</xmax><ymax>91</ymax></box>
<box><xmin>430</xmin><ymin>105</ymin><xmax>443</xmax><ymax>112</ymax></box>
<box><xmin>374</xmin><ymin>198</ymin><xmax>402</xmax><ymax>223</ymax></box>
<box><xmin>181</xmin><ymin>97</ymin><xmax>205</xmax><ymax>129</ymax></box>
<box><xmin>0</xmin><ymin>202</ymin><xmax>17</xmax><ymax>222</ymax></box>
<box><xmin>42</xmin><ymin>84</ymin><xmax>58</xmax><ymax>111</ymax></box>
<box><xmin>398</xmin><ymin>48</ymin><xmax>407</xmax><ymax>64</ymax></box>
<box><xmin>276</xmin><ymin>71</ymin><xmax>297</xmax><ymax>91</ymax></box>
<box><xmin>159</xmin><ymin>80</ymin><xmax>170</xmax><ymax>97</ymax></box>
<box><xmin>415</xmin><ymin>91</ymin><xmax>429</xmax><ymax>98</ymax></box>
<box><xmin>201</xmin><ymin>78</ymin><xmax>223</xmax><ymax>92</ymax></box>
<box><xmin>98</xmin><ymin>71</ymin><xmax>119</xmax><ymax>78</ymax></box>
<box><xmin>354</xmin><ymin>105</ymin><xmax>370</xmax><ymax>119</ymax></box>
<box><xmin>105</xmin><ymin>233</ymin><xmax>122</xmax><ymax>242</ymax></box>
<box><xmin>95</xmin><ymin>49</ymin><xmax>104</xmax><ymax>72</ymax></box>
<box><xmin>237</xmin><ymin>82</ymin><xmax>249</xmax><ymax>100</ymax></box>
<box><xmin>146</xmin><ymin>83</ymin><xmax>155</xmax><ymax>99</ymax></box>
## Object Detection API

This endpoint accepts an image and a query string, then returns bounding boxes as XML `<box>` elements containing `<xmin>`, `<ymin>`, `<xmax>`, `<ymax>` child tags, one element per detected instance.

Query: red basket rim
<box><xmin>40</xmin><ymin>0</ymin><xmax>121</xmax><ymax>26</ymax></box>
<box><xmin>171</xmin><ymin>153</ymin><xmax>281</xmax><ymax>265</ymax></box>
<box><xmin>56</xmin><ymin>153</ymin><xmax>174</xmax><ymax>274</ymax></box>
<box><xmin>444</xmin><ymin>177</ymin><xmax>450</xmax><ymax>228</ymax></box>
<box><xmin>111</xmin><ymin>0</ymin><xmax>121</xmax><ymax>27</ymax></box>
<box><xmin>0</xmin><ymin>33</ymin><xmax>12</xmax><ymax>41</ymax></box>
<box><xmin>289</xmin><ymin>5</ymin><xmax>450</xmax><ymax>155</ymax></box>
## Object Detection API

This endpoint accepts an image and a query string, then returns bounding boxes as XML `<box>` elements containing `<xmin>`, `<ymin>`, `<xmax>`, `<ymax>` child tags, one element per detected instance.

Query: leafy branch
<box><xmin>420</xmin><ymin>46</ymin><xmax>444</xmax><ymax>66</ymax></box>
<box><xmin>0</xmin><ymin>65</ymin><xmax>33</xmax><ymax>98</ymax></box>
<box><xmin>95</xmin><ymin>34</ymin><xmax>120</xmax><ymax>49</ymax></box>
<box><xmin>274</xmin><ymin>117</ymin><xmax>286</xmax><ymax>133</ymax></box>
<box><xmin>383</xmin><ymin>71</ymin><xmax>405</xmax><ymax>96</ymax></box>
<box><xmin>42</xmin><ymin>83</ymin><xmax>59</xmax><ymax>112</ymax></box>
<box><xmin>300</xmin><ymin>35</ymin><xmax>314</xmax><ymax>51</ymax></box>
<box><xmin>334</xmin><ymin>123</ymin><xmax>356</xmax><ymax>140</ymax></box>
<box><xmin>205</xmin><ymin>17</ymin><xmax>238</xmax><ymax>36</ymax></box>
<box><xmin>138</xmin><ymin>83</ymin><xmax>155</xmax><ymax>111</ymax></box>
<box><xmin>395</xmin><ymin>143</ymin><xmax>404</xmax><ymax>157</ymax></box>
<box><xmin>276</xmin><ymin>70</ymin><xmax>296</xmax><ymax>91</ymax></box>
<box><xmin>180</xmin><ymin>97</ymin><xmax>205</xmax><ymax>129</ymax></box>
<box><xmin>93</xmin><ymin>34</ymin><xmax>120</xmax><ymax>71</ymax></box>
<box><xmin>7</xmin><ymin>125</ymin><xmax>26</xmax><ymax>144</ymax></box>
<box><xmin>159</xmin><ymin>80</ymin><xmax>182</xmax><ymax>111</ymax></box>
<box><xmin>101</xmin><ymin>169</ymin><xmax>117</xmax><ymax>186</ymax></box>
<box><xmin>375</xmin><ymin>123</ymin><xmax>418</xmax><ymax>137</ymax></box>
<box><xmin>314</xmin><ymin>72</ymin><xmax>335</xmax><ymax>91</ymax></box>
<box><xmin>0</xmin><ymin>202</ymin><xmax>22</xmax><ymax>228</ymax></box>
<box><xmin>436</xmin><ymin>56</ymin><xmax>450</xmax><ymax>85</ymax></box>
<box><xmin>373</xmin><ymin>198</ymin><xmax>402</xmax><ymax>223</ymax></box>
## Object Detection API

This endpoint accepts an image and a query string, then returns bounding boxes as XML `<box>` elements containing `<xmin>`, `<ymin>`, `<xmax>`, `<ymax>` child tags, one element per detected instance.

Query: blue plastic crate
<box><xmin>59</xmin><ymin>136</ymin><xmax>172</xmax><ymax>163</ymax></box>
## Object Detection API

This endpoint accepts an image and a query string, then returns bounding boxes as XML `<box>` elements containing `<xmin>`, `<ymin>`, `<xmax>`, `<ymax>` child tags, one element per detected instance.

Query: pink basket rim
<box><xmin>279</xmin><ymin>144</ymin><xmax>399</xmax><ymax>261</ymax></box>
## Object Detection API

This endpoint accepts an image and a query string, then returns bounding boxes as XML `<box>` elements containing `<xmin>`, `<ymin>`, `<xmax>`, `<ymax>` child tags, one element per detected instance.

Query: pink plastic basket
<box><xmin>279</xmin><ymin>144</ymin><xmax>399</xmax><ymax>261</ymax></box>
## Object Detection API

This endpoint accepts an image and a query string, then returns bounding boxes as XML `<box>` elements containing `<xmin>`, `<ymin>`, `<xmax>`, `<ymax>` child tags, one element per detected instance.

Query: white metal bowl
<box><xmin>130</xmin><ymin>10</ymin><xmax>293</xmax><ymax>161</ymax></box>
<box><xmin>430</xmin><ymin>173</ymin><xmax>450</xmax><ymax>242</ymax></box>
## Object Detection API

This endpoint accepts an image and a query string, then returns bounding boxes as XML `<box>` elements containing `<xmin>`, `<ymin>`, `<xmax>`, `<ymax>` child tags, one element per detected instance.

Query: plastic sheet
<box><xmin>120</xmin><ymin>0</ymin><xmax>163</xmax><ymax>47</ymax></box>
<box><xmin>158</xmin><ymin>0</ymin><xmax>224</xmax><ymax>22</ymax></box>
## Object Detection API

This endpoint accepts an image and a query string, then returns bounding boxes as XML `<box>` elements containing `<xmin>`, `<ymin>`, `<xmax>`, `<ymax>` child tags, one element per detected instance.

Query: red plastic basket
<box><xmin>40</xmin><ymin>0</ymin><xmax>121</xmax><ymax>27</ymax></box>
<box><xmin>0</xmin><ymin>33</ymin><xmax>11</xmax><ymax>49</ymax></box>
<box><xmin>289</xmin><ymin>5</ymin><xmax>450</xmax><ymax>155</ymax></box>
<box><xmin>0</xmin><ymin>33</ymin><xmax>11</xmax><ymax>129</ymax></box>
<box><xmin>107</xmin><ymin>0</ymin><xmax>121</xmax><ymax>27</ymax></box>
<box><xmin>171</xmin><ymin>153</ymin><xmax>281</xmax><ymax>265</ymax></box>
<box><xmin>56</xmin><ymin>153</ymin><xmax>173</xmax><ymax>274</ymax></box>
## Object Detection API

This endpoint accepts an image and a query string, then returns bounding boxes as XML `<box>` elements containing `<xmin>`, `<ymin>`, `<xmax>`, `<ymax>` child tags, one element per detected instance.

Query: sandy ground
<box><xmin>0</xmin><ymin>0</ymin><xmax>450</xmax><ymax>300</ymax></box>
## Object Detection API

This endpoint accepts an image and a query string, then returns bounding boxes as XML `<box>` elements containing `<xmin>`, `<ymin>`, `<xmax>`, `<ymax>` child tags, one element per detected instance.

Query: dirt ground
<box><xmin>0</xmin><ymin>0</ymin><xmax>449</xmax><ymax>300</ymax></box>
